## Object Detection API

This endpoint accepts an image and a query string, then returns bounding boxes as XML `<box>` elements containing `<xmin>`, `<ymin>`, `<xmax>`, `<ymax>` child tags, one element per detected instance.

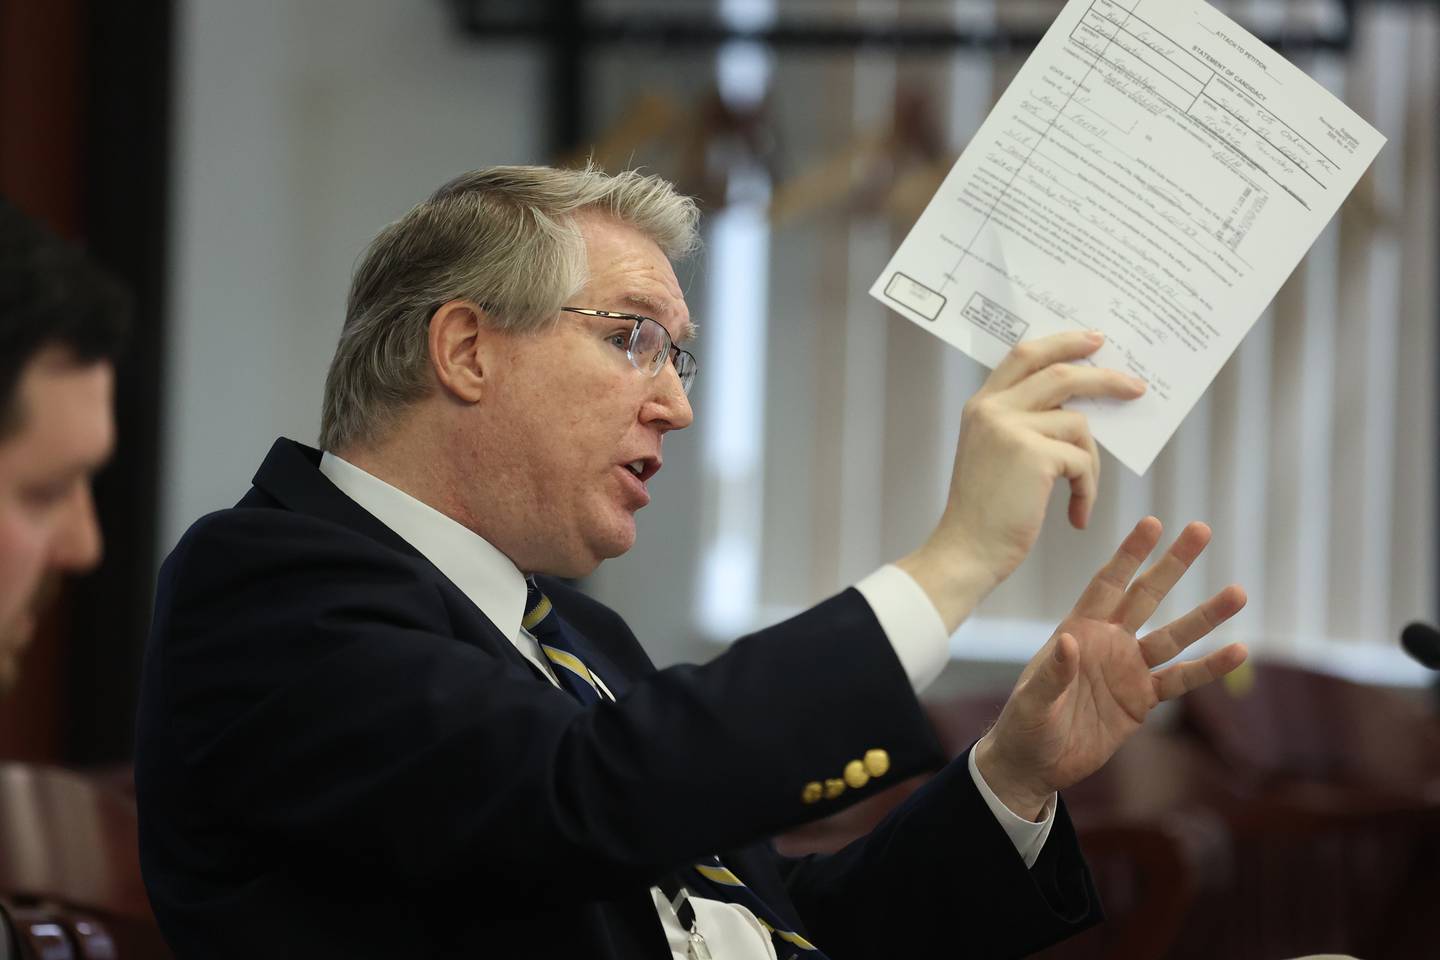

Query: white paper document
<box><xmin>870</xmin><ymin>0</ymin><xmax>1385</xmax><ymax>474</ymax></box>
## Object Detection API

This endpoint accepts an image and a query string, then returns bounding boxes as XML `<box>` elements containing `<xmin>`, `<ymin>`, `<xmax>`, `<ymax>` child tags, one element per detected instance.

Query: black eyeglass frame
<box><xmin>561</xmin><ymin>306</ymin><xmax>698</xmax><ymax>395</ymax></box>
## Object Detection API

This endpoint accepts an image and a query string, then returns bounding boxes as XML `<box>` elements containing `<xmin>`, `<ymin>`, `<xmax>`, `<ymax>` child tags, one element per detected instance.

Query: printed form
<box><xmin>870</xmin><ymin>0</ymin><xmax>1384</xmax><ymax>474</ymax></box>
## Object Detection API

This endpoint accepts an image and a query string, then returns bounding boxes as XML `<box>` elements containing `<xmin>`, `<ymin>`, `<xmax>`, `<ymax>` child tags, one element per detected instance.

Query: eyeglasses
<box><xmin>561</xmin><ymin>307</ymin><xmax>698</xmax><ymax>395</ymax></box>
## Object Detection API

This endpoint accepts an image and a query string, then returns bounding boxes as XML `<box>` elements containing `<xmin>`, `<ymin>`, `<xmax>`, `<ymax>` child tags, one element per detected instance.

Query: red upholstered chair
<box><xmin>1161</xmin><ymin>660</ymin><xmax>1440</xmax><ymax>959</ymax></box>
<box><xmin>0</xmin><ymin>765</ymin><xmax>168</xmax><ymax>959</ymax></box>
<box><xmin>1179</xmin><ymin>659</ymin><xmax>1440</xmax><ymax>798</ymax></box>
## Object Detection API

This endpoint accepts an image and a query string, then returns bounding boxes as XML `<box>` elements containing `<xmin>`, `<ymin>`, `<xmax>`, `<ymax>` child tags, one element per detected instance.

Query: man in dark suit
<box><xmin>136</xmin><ymin>166</ymin><xmax>1247</xmax><ymax>958</ymax></box>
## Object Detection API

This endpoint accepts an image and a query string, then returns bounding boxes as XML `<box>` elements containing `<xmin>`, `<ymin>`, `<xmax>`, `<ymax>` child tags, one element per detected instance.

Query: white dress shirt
<box><xmin>319</xmin><ymin>452</ymin><xmax>1054</xmax><ymax>959</ymax></box>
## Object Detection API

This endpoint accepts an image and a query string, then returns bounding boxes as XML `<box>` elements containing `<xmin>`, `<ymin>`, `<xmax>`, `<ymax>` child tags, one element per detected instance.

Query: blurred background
<box><xmin>1</xmin><ymin>0</ymin><xmax>1438</xmax><ymax>957</ymax></box>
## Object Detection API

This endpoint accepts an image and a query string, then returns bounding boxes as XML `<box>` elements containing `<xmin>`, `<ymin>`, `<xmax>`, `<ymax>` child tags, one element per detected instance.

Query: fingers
<box><xmin>986</xmin><ymin>331</ymin><xmax>1107</xmax><ymax>391</ymax></box>
<box><xmin>1138</xmin><ymin>585</ymin><xmax>1248</xmax><ymax>667</ymax></box>
<box><xmin>1070</xmin><ymin>516</ymin><xmax>1163</xmax><ymax>619</ymax></box>
<box><xmin>1026</xmin><ymin>632</ymin><xmax>1080</xmax><ymax>706</ymax></box>
<box><xmin>1027</xmin><ymin>412</ymin><xmax>1102</xmax><ymax>529</ymax></box>
<box><xmin>1026</xmin><ymin>409</ymin><xmax>1091</xmax><ymax>446</ymax></box>
<box><xmin>930</xmin><ymin>332</ymin><xmax>1138</xmax><ymax>591</ymax></box>
<box><xmin>1071</xmin><ymin>426</ymin><xmax>1101</xmax><ymax>529</ymax></box>
<box><xmin>1112</xmin><ymin>522</ymin><xmax>1213</xmax><ymax>633</ymax></box>
<box><xmin>1151</xmin><ymin>642</ymin><xmax>1249</xmax><ymax>701</ymax></box>
<box><xmin>1006</xmin><ymin>362</ymin><xmax>1147</xmax><ymax>411</ymax></box>
<box><xmin>1036</xmin><ymin>436</ymin><xmax>1096</xmax><ymax>529</ymax></box>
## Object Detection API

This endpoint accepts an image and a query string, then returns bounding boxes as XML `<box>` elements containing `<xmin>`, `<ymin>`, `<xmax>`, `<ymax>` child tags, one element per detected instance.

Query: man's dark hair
<box><xmin>0</xmin><ymin>199</ymin><xmax>130</xmax><ymax>436</ymax></box>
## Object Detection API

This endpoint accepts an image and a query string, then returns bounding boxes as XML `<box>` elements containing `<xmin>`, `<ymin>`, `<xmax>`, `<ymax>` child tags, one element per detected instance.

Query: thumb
<box><xmin>1027</xmin><ymin>632</ymin><xmax>1079</xmax><ymax>706</ymax></box>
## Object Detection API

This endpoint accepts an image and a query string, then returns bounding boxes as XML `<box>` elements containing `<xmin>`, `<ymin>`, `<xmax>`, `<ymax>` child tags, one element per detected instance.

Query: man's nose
<box><xmin>51</xmin><ymin>484</ymin><xmax>103</xmax><ymax>573</ymax></box>
<box><xmin>644</xmin><ymin>363</ymin><xmax>693</xmax><ymax>432</ymax></box>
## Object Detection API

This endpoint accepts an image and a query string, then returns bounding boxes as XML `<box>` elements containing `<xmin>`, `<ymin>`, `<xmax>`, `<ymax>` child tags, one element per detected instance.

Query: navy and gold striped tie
<box><xmin>521</xmin><ymin>579</ymin><xmax>830</xmax><ymax>960</ymax></box>
<box><xmin>522</xmin><ymin>579</ymin><xmax>606</xmax><ymax>705</ymax></box>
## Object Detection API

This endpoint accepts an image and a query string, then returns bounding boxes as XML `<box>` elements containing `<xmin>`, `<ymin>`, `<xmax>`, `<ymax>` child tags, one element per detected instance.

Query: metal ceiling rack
<box><xmin>448</xmin><ymin>0</ymin><xmax>1404</xmax><ymax>150</ymax></box>
<box><xmin>451</xmin><ymin>0</ymin><xmax>1400</xmax><ymax>53</ymax></box>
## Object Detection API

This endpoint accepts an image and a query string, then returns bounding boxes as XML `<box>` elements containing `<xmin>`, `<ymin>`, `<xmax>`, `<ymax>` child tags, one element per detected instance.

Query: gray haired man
<box><xmin>137</xmin><ymin>166</ymin><xmax>1246</xmax><ymax>959</ymax></box>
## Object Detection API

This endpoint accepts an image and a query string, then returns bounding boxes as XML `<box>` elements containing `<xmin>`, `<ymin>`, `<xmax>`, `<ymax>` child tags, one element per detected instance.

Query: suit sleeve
<box><xmin>145</xmin><ymin>509</ymin><xmax>947</xmax><ymax>902</ymax></box>
<box><xmin>776</xmin><ymin>745</ymin><xmax>1102</xmax><ymax>959</ymax></box>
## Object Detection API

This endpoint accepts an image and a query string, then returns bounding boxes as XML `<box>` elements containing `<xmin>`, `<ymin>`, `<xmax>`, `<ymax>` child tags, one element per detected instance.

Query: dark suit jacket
<box><xmin>135</xmin><ymin>438</ymin><xmax>1100</xmax><ymax>958</ymax></box>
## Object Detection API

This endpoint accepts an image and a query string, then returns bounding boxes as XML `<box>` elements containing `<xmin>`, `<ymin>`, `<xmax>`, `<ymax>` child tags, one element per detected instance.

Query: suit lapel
<box><xmin>432</xmin><ymin>574</ymin><xmax>558</xmax><ymax>686</ymax></box>
<box><xmin>250</xmin><ymin>438</ymin><xmax>421</xmax><ymax>559</ymax></box>
<box><xmin>249</xmin><ymin>438</ymin><xmax>554</xmax><ymax>685</ymax></box>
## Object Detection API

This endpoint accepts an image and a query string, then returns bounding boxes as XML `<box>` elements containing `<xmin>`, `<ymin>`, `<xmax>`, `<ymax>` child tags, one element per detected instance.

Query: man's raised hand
<box><xmin>975</xmin><ymin>517</ymin><xmax>1249</xmax><ymax>819</ymax></box>
<box><xmin>898</xmin><ymin>331</ymin><xmax>1146</xmax><ymax>631</ymax></box>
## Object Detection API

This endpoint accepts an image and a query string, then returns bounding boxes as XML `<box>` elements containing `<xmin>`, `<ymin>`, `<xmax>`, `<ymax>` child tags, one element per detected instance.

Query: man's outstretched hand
<box><xmin>975</xmin><ymin>517</ymin><xmax>1249</xmax><ymax>820</ymax></box>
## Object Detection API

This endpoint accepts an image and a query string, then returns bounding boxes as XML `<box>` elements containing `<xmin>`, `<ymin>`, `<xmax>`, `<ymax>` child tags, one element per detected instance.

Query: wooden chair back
<box><xmin>0</xmin><ymin>765</ymin><xmax>167</xmax><ymax>959</ymax></box>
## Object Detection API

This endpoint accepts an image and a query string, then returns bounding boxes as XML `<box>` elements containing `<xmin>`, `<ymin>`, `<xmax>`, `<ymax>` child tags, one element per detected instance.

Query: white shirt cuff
<box><xmin>968</xmin><ymin>740</ymin><xmax>1055</xmax><ymax>869</ymax></box>
<box><xmin>855</xmin><ymin>566</ymin><xmax>1053</xmax><ymax>867</ymax></box>
<box><xmin>853</xmin><ymin>564</ymin><xmax>949</xmax><ymax>694</ymax></box>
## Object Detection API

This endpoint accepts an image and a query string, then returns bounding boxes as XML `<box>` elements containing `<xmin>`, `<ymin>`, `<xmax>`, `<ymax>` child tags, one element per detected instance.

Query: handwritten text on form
<box><xmin>871</xmin><ymin>0</ymin><xmax>1385</xmax><ymax>474</ymax></box>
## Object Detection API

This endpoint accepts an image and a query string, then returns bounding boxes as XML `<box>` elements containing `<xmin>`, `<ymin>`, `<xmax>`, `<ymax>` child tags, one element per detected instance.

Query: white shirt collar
<box><xmin>318</xmin><ymin>451</ymin><xmax>528</xmax><ymax>643</ymax></box>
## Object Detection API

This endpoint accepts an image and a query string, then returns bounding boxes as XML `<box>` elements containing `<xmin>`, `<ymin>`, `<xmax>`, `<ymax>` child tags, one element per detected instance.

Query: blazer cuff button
<box><xmin>843</xmin><ymin>760</ymin><xmax>869</xmax><ymax>789</ymax></box>
<box><xmin>864</xmin><ymin>749</ymin><xmax>890</xmax><ymax>778</ymax></box>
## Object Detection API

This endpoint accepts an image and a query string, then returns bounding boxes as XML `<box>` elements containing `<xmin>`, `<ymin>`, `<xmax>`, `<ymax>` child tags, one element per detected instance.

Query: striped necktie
<box><xmin>521</xmin><ymin>579</ymin><xmax>831</xmax><ymax>960</ymax></box>
<box><xmin>522</xmin><ymin>579</ymin><xmax>605</xmax><ymax>704</ymax></box>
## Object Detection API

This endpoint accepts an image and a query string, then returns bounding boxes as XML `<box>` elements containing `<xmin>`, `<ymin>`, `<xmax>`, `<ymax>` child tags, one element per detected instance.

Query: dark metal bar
<box><xmin>546</xmin><ymin>0</ymin><xmax>587</xmax><ymax>157</ymax></box>
<box><xmin>453</xmin><ymin>0</ymin><xmax>1440</xmax><ymax>55</ymax></box>
<box><xmin>456</xmin><ymin>17</ymin><xmax>1353</xmax><ymax>55</ymax></box>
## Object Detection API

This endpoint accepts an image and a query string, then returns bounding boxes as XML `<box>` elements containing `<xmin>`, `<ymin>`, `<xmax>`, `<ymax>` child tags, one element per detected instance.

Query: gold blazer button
<box><xmin>843</xmin><ymin>760</ymin><xmax>870</xmax><ymax>789</ymax></box>
<box><xmin>864</xmin><ymin>749</ymin><xmax>890</xmax><ymax>778</ymax></box>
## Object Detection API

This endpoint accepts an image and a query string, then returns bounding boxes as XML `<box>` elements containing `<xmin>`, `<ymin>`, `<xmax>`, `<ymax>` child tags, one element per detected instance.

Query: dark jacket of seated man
<box><xmin>134</xmin><ymin>438</ymin><xmax>1100</xmax><ymax>959</ymax></box>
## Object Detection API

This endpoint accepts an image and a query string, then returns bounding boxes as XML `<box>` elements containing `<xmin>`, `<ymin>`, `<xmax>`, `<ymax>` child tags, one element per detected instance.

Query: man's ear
<box><xmin>428</xmin><ymin>300</ymin><xmax>493</xmax><ymax>403</ymax></box>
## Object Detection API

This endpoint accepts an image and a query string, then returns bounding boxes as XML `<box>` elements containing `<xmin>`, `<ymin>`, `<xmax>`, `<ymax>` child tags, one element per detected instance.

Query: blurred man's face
<box><xmin>0</xmin><ymin>347</ymin><xmax>114</xmax><ymax>693</ymax></box>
